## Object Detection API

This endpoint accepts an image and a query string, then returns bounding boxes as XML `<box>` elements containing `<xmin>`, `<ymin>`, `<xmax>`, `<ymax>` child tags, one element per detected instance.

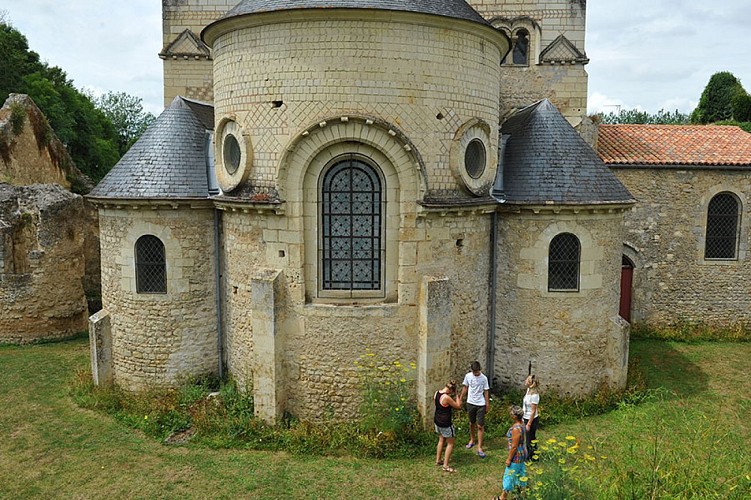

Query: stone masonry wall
<box><xmin>221</xmin><ymin>207</ymin><xmax>493</xmax><ymax>420</ymax></box>
<box><xmin>209</xmin><ymin>12</ymin><xmax>503</xmax><ymax>196</ymax></box>
<box><xmin>0</xmin><ymin>184</ymin><xmax>88</xmax><ymax>343</ymax></box>
<box><xmin>469</xmin><ymin>0</ymin><xmax>589</xmax><ymax>123</ymax></box>
<box><xmin>495</xmin><ymin>208</ymin><xmax>629</xmax><ymax>396</ymax></box>
<box><xmin>614</xmin><ymin>167</ymin><xmax>751</xmax><ymax>326</ymax></box>
<box><xmin>98</xmin><ymin>205</ymin><xmax>218</xmax><ymax>389</ymax></box>
<box><xmin>161</xmin><ymin>0</ymin><xmax>236</xmax><ymax>105</ymax></box>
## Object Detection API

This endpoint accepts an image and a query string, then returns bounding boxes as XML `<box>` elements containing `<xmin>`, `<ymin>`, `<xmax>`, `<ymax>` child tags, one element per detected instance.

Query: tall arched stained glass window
<box><xmin>135</xmin><ymin>235</ymin><xmax>166</xmax><ymax>293</ymax></box>
<box><xmin>320</xmin><ymin>156</ymin><xmax>384</xmax><ymax>294</ymax></box>
<box><xmin>705</xmin><ymin>192</ymin><xmax>740</xmax><ymax>259</ymax></box>
<box><xmin>548</xmin><ymin>233</ymin><xmax>580</xmax><ymax>291</ymax></box>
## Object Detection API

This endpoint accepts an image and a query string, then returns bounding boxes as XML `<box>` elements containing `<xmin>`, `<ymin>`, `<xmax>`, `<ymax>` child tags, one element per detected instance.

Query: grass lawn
<box><xmin>0</xmin><ymin>337</ymin><xmax>749</xmax><ymax>499</ymax></box>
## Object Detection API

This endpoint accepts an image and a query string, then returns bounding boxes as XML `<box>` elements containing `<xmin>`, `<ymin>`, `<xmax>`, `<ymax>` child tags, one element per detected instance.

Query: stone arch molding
<box><xmin>450</xmin><ymin>118</ymin><xmax>496</xmax><ymax>196</ymax></box>
<box><xmin>120</xmin><ymin>220</ymin><xmax>185</xmax><ymax>298</ymax></box>
<box><xmin>524</xmin><ymin>220</ymin><xmax>601</xmax><ymax>294</ymax></box>
<box><xmin>490</xmin><ymin>16</ymin><xmax>542</xmax><ymax>65</ymax></box>
<box><xmin>277</xmin><ymin>116</ymin><xmax>426</xmax><ymax>210</ymax></box>
<box><xmin>215</xmin><ymin>116</ymin><xmax>253</xmax><ymax>193</ymax></box>
<box><xmin>697</xmin><ymin>185</ymin><xmax>748</xmax><ymax>262</ymax></box>
<box><xmin>278</xmin><ymin>116</ymin><xmax>424</xmax><ymax>303</ymax></box>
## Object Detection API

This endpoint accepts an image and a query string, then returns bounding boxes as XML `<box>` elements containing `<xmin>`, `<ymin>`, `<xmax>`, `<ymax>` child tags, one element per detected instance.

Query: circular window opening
<box><xmin>223</xmin><ymin>134</ymin><xmax>242</xmax><ymax>175</ymax></box>
<box><xmin>464</xmin><ymin>139</ymin><xmax>486</xmax><ymax>179</ymax></box>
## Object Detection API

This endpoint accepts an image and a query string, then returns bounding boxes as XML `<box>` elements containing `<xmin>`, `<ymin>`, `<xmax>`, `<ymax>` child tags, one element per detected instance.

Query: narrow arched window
<box><xmin>320</xmin><ymin>156</ymin><xmax>384</xmax><ymax>294</ymax></box>
<box><xmin>705</xmin><ymin>192</ymin><xmax>740</xmax><ymax>259</ymax></box>
<box><xmin>548</xmin><ymin>233</ymin><xmax>580</xmax><ymax>291</ymax></box>
<box><xmin>513</xmin><ymin>29</ymin><xmax>529</xmax><ymax>65</ymax></box>
<box><xmin>135</xmin><ymin>235</ymin><xmax>166</xmax><ymax>293</ymax></box>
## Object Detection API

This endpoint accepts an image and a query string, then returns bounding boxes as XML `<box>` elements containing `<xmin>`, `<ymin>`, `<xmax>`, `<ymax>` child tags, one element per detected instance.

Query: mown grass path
<box><xmin>1</xmin><ymin>338</ymin><xmax>749</xmax><ymax>498</ymax></box>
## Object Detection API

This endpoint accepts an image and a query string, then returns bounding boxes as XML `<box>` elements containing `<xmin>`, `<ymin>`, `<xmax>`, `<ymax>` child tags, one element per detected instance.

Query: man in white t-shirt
<box><xmin>460</xmin><ymin>360</ymin><xmax>490</xmax><ymax>458</ymax></box>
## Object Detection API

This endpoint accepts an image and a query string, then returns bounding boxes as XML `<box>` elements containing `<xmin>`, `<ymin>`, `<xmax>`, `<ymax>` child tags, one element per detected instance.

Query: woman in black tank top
<box><xmin>434</xmin><ymin>380</ymin><xmax>463</xmax><ymax>472</ymax></box>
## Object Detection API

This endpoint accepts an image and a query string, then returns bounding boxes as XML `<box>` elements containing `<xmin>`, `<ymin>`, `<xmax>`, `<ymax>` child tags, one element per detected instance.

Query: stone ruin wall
<box><xmin>0</xmin><ymin>184</ymin><xmax>89</xmax><ymax>343</ymax></box>
<box><xmin>0</xmin><ymin>95</ymin><xmax>99</xmax><ymax>343</ymax></box>
<box><xmin>0</xmin><ymin>94</ymin><xmax>87</xmax><ymax>190</ymax></box>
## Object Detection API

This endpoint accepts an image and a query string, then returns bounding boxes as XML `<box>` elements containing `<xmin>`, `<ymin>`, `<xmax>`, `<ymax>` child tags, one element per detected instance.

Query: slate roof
<box><xmin>89</xmin><ymin>97</ymin><xmax>214</xmax><ymax>200</ymax></box>
<box><xmin>598</xmin><ymin>124</ymin><xmax>751</xmax><ymax>167</ymax></box>
<box><xmin>496</xmin><ymin>100</ymin><xmax>634</xmax><ymax>205</ymax></box>
<box><xmin>215</xmin><ymin>0</ymin><xmax>489</xmax><ymax>27</ymax></box>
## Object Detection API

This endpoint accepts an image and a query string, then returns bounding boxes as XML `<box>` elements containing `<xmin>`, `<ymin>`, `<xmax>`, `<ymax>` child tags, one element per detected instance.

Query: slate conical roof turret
<box><xmin>497</xmin><ymin>99</ymin><xmax>634</xmax><ymax>205</ymax></box>
<box><xmin>212</xmin><ymin>0</ymin><xmax>489</xmax><ymax>27</ymax></box>
<box><xmin>88</xmin><ymin>96</ymin><xmax>214</xmax><ymax>200</ymax></box>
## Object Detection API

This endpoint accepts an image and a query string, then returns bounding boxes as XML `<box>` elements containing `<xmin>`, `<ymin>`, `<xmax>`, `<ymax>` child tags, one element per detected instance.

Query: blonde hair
<box><xmin>526</xmin><ymin>374</ymin><xmax>540</xmax><ymax>394</ymax></box>
<box><xmin>446</xmin><ymin>380</ymin><xmax>458</xmax><ymax>394</ymax></box>
<box><xmin>510</xmin><ymin>404</ymin><xmax>524</xmax><ymax>420</ymax></box>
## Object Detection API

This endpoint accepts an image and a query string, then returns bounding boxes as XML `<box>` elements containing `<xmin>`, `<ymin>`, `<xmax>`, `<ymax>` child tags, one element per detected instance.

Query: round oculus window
<box><xmin>223</xmin><ymin>134</ymin><xmax>242</xmax><ymax>175</ymax></box>
<box><xmin>464</xmin><ymin>139</ymin><xmax>486</xmax><ymax>179</ymax></box>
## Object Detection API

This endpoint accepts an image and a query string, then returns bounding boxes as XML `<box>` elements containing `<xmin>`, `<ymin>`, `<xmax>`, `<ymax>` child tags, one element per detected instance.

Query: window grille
<box><xmin>135</xmin><ymin>235</ymin><xmax>167</xmax><ymax>293</ymax></box>
<box><xmin>705</xmin><ymin>192</ymin><xmax>739</xmax><ymax>259</ymax></box>
<box><xmin>548</xmin><ymin>233</ymin><xmax>580</xmax><ymax>291</ymax></box>
<box><xmin>465</xmin><ymin>139</ymin><xmax>486</xmax><ymax>179</ymax></box>
<box><xmin>320</xmin><ymin>157</ymin><xmax>383</xmax><ymax>292</ymax></box>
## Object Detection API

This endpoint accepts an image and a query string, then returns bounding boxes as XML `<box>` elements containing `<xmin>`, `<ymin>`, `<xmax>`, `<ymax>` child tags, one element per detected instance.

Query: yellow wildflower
<box><xmin>565</xmin><ymin>435</ymin><xmax>576</xmax><ymax>441</ymax></box>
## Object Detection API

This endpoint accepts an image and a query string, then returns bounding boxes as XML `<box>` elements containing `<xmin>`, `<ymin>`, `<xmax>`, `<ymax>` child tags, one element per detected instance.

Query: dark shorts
<box><xmin>467</xmin><ymin>403</ymin><xmax>486</xmax><ymax>426</ymax></box>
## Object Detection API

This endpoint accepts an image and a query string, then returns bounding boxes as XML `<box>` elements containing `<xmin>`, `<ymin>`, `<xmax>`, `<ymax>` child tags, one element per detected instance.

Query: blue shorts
<box><xmin>502</xmin><ymin>462</ymin><xmax>527</xmax><ymax>491</ymax></box>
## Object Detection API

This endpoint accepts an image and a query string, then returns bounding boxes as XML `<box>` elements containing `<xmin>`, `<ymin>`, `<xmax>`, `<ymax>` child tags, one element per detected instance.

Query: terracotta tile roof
<box><xmin>597</xmin><ymin>125</ymin><xmax>751</xmax><ymax>167</ymax></box>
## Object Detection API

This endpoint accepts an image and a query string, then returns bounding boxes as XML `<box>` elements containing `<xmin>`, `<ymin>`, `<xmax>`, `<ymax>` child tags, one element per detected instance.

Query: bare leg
<box><xmin>500</xmin><ymin>490</ymin><xmax>508</xmax><ymax>500</ymax></box>
<box><xmin>477</xmin><ymin>424</ymin><xmax>485</xmax><ymax>454</ymax></box>
<box><xmin>468</xmin><ymin>422</ymin><xmax>477</xmax><ymax>446</ymax></box>
<box><xmin>443</xmin><ymin>437</ymin><xmax>455</xmax><ymax>468</ymax></box>
<box><xmin>436</xmin><ymin>435</ymin><xmax>445</xmax><ymax>464</ymax></box>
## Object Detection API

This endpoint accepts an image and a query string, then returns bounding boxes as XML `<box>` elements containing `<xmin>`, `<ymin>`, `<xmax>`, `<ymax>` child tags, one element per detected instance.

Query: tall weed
<box><xmin>631</xmin><ymin>321</ymin><xmax>750</xmax><ymax>342</ymax></box>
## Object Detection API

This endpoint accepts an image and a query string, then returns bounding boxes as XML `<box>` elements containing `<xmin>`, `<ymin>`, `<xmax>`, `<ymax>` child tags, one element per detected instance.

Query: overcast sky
<box><xmin>3</xmin><ymin>0</ymin><xmax>751</xmax><ymax>117</ymax></box>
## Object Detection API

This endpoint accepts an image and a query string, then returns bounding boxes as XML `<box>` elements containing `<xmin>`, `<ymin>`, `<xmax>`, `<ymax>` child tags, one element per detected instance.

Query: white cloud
<box><xmin>5</xmin><ymin>0</ymin><xmax>164</xmax><ymax>114</ymax></box>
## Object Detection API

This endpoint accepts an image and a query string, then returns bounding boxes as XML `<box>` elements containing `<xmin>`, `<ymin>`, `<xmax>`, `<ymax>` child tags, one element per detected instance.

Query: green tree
<box><xmin>690</xmin><ymin>71</ymin><xmax>745</xmax><ymax>124</ymax></box>
<box><xmin>94</xmin><ymin>91</ymin><xmax>155</xmax><ymax>155</ymax></box>
<box><xmin>596</xmin><ymin>108</ymin><xmax>690</xmax><ymax>125</ymax></box>
<box><xmin>731</xmin><ymin>91</ymin><xmax>751</xmax><ymax>122</ymax></box>
<box><xmin>0</xmin><ymin>18</ymin><xmax>121</xmax><ymax>182</ymax></box>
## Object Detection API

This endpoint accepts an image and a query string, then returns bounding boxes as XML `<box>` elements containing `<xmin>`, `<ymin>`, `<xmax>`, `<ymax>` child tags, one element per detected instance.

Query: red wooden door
<box><xmin>619</xmin><ymin>256</ymin><xmax>633</xmax><ymax>321</ymax></box>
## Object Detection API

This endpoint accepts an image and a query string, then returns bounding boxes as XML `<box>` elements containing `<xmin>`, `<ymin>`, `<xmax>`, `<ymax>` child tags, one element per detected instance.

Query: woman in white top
<box><xmin>522</xmin><ymin>374</ymin><xmax>540</xmax><ymax>459</ymax></box>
